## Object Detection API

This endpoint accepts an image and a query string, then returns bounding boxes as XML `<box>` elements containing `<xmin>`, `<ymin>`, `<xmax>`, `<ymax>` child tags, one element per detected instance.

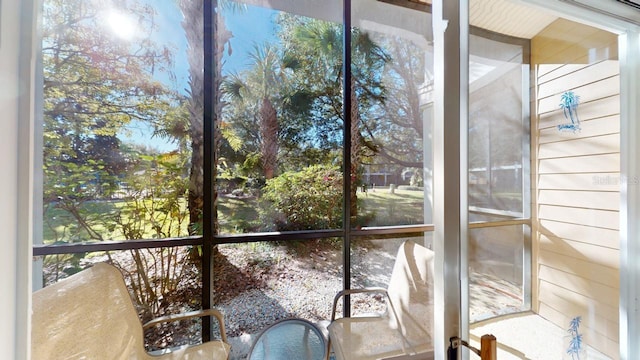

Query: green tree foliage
<box><xmin>113</xmin><ymin>150</ymin><xmax>192</xmax><ymax>321</ymax></box>
<box><xmin>278</xmin><ymin>16</ymin><xmax>390</xmax><ymax>219</ymax></box>
<box><xmin>363</xmin><ymin>35</ymin><xmax>429</xmax><ymax>169</ymax></box>
<box><xmin>260</xmin><ymin>165</ymin><xmax>342</xmax><ymax>231</ymax></box>
<box><xmin>221</xmin><ymin>42</ymin><xmax>314</xmax><ymax>180</ymax></box>
<box><xmin>42</xmin><ymin>0</ymin><xmax>176</xmax><ymax>208</ymax></box>
<box><xmin>280</xmin><ymin>15</ymin><xmax>430</xmax><ymax>169</ymax></box>
<box><xmin>41</xmin><ymin>0</ymin><xmax>196</xmax><ymax>336</ymax></box>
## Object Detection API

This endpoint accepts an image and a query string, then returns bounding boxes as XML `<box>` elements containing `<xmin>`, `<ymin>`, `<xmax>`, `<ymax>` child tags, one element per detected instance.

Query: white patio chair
<box><xmin>327</xmin><ymin>240</ymin><xmax>435</xmax><ymax>360</ymax></box>
<box><xmin>32</xmin><ymin>262</ymin><xmax>230</xmax><ymax>359</ymax></box>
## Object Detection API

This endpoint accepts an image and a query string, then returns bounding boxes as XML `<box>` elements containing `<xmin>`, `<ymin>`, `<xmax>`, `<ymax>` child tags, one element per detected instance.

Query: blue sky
<box><xmin>119</xmin><ymin>1</ymin><xmax>188</xmax><ymax>152</ymax></box>
<box><xmin>149</xmin><ymin>2</ymin><xmax>280</xmax><ymax>92</ymax></box>
<box><xmin>121</xmin><ymin>1</ymin><xmax>278</xmax><ymax>153</ymax></box>
<box><xmin>222</xmin><ymin>5</ymin><xmax>279</xmax><ymax>75</ymax></box>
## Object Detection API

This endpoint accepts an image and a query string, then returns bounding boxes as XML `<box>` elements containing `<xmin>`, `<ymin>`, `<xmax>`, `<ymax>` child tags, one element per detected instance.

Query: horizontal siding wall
<box><xmin>532</xmin><ymin>19</ymin><xmax>620</xmax><ymax>359</ymax></box>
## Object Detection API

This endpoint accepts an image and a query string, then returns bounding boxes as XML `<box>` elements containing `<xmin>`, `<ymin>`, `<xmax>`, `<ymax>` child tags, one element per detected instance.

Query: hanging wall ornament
<box><xmin>557</xmin><ymin>91</ymin><xmax>581</xmax><ymax>132</ymax></box>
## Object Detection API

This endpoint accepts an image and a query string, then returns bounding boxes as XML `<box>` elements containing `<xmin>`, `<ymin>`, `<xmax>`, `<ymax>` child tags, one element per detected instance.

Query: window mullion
<box><xmin>202</xmin><ymin>0</ymin><xmax>215</xmax><ymax>343</ymax></box>
<box><xmin>342</xmin><ymin>0</ymin><xmax>353</xmax><ymax>318</ymax></box>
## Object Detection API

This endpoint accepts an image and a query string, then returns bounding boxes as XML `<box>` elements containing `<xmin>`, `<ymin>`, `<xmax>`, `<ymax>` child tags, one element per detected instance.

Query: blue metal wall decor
<box><xmin>566</xmin><ymin>316</ymin><xmax>585</xmax><ymax>360</ymax></box>
<box><xmin>557</xmin><ymin>91</ymin><xmax>581</xmax><ymax>132</ymax></box>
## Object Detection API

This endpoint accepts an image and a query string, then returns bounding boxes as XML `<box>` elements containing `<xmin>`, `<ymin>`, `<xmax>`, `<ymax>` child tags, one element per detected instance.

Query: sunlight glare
<box><xmin>106</xmin><ymin>10</ymin><xmax>137</xmax><ymax>41</ymax></box>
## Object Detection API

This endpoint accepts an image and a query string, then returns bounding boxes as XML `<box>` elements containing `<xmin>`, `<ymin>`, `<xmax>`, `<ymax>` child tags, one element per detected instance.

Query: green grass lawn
<box><xmin>43</xmin><ymin>201</ymin><xmax>120</xmax><ymax>244</ymax></box>
<box><xmin>358</xmin><ymin>188</ymin><xmax>426</xmax><ymax>226</ymax></box>
<box><xmin>215</xmin><ymin>187</ymin><xmax>426</xmax><ymax>233</ymax></box>
<box><xmin>43</xmin><ymin>188</ymin><xmax>427</xmax><ymax>242</ymax></box>
<box><xmin>43</xmin><ymin>198</ymin><xmax>190</xmax><ymax>244</ymax></box>
<box><xmin>217</xmin><ymin>195</ymin><xmax>260</xmax><ymax>233</ymax></box>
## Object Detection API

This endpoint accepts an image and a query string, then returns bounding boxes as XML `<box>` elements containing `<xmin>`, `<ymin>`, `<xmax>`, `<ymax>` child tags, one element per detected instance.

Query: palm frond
<box><xmin>221</xmin><ymin>72</ymin><xmax>248</xmax><ymax>100</ymax></box>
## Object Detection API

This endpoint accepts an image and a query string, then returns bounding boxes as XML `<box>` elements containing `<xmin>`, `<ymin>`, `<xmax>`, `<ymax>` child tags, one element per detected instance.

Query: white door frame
<box><xmin>433</xmin><ymin>0</ymin><xmax>640</xmax><ymax>359</ymax></box>
<box><xmin>618</xmin><ymin>28</ymin><xmax>640</xmax><ymax>360</ymax></box>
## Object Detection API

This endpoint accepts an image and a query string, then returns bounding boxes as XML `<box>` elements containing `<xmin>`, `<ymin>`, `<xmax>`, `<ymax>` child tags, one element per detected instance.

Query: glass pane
<box><xmin>353</xmin><ymin>1</ymin><xmax>433</xmax><ymax>228</ymax></box>
<box><xmin>217</xmin><ymin>1</ymin><xmax>344</xmax><ymax>234</ymax></box>
<box><xmin>42</xmin><ymin>0</ymin><xmax>195</xmax><ymax>243</ymax></box>
<box><xmin>468</xmin><ymin>32</ymin><xmax>526</xmax><ymax>216</ymax></box>
<box><xmin>216</xmin><ymin>239</ymin><xmax>342</xmax><ymax>359</ymax></box>
<box><xmin>469</xmin><ymin>225</ymin><xmax>528</xmax><ymax>321</ymax></box>
<box><xmin>347</xmin><ymin>234</ymin><xmax>435</xmax><ymax>358</ymax></box>
<box><xmin>467</xmin><ymin>1</ymin><xmax>620</xmax><ymax>359</ymax></box>
<box><xmin>466</xmin><ymin>7</ymin><xmax>531</xmax><ymax>334</ymax></box>
<box><xmin>37</xmin><ymin>248</ymin><xmax>203</xmax><ymax>352</ymax></box>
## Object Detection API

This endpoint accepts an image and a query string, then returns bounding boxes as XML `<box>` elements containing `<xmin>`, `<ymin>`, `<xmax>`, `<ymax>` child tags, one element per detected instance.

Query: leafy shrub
<box><xmin>260</xmin><ymin>165</ymin><xmax>343</xmax><ymax>231</ymax></box>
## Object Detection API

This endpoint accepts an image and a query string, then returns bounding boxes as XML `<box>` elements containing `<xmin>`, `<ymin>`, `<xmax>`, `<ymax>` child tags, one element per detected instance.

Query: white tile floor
<box><xmin>231</xmin><ymin>313</ymin><xmax>609</xmax><ymax>359</ymax></box>
<box><xmin>470</xmin><ymin>312</ymin><xmax>609</xmax><ymax>360</ymax></box>
<box><xmin>227</xmin><ymin>270</ymin><xmax>611</xmax><ymax>360</ymax></box>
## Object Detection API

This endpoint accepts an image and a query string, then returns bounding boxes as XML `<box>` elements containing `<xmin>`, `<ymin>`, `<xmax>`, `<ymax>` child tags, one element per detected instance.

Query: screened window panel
<box><xmin>41</xmin><ymin>0</ymin><xmax>195</xmax><ymax>243</ymax></box>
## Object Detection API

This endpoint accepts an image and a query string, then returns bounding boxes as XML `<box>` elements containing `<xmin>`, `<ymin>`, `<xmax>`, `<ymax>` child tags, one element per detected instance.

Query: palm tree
<box><xmin>178</xmin><ymin>0</ymin><xmax>239</xmax><ymax>234</ymax></box>
<box><xmin>222</xmin><ymin>43</ymin><xmax>287</xmax><ymax>180</ymax></box>
<box><xmin>260</xmin><ymin>97</ymin><xmax>278</xmax><ymax>179</ymax></box>
<box><xmin>558</xmin><ymin>91</ymin><xmax>580</xmax><ymax>132</ymax></box>
<box><xmin>284</xmin><ymin>19</ymin><xmax>389</xmax><ymax>221</ymax></box>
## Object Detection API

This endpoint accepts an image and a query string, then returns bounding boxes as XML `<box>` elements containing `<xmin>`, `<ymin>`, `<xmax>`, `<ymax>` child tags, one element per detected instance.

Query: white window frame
<box><xmin>13</xmin><ymin>0</ymin><xmax>40</xmax><ymax>359</ymax></box>
<box><xmin>12</xmin><ymin>0</ymin><xmax>640</xmax><ymax>359</ymax></box>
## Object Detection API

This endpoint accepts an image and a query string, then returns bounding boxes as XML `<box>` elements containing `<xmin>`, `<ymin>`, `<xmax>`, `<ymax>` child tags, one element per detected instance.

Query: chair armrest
<box><xmin>143</xmin><ymin>308</ymin><xmax>228</xmax><ymax>343</ymax></box>
<box><xmin>330</xmin><ymin>287</ymin><xmax>390</xmax><ymax>321</ymax></box>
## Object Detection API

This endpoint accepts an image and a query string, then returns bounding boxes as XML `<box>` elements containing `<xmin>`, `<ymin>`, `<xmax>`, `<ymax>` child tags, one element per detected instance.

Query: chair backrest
<box><xmin>386</xmin><ymin>241</ymin><xmax>435</xmax><ymax>346</ymax></box>
<box><xmin>32</xmin><ymin>263</ymin><xmax>148</xmax><ymax>360</ymax></box>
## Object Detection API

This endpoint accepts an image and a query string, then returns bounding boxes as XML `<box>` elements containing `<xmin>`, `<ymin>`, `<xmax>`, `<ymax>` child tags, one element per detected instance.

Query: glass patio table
<box><xmin>248</xmin><ymin>318</ymin><xmax>326</xmax><ymax>360</ymax></box>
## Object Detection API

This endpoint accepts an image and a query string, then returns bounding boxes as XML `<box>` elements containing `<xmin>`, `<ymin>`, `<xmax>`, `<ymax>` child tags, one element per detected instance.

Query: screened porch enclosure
<box><xmin>33</xmin><ymin>0</ymin><xmax>625</xmax><ymax>359</ymax></box>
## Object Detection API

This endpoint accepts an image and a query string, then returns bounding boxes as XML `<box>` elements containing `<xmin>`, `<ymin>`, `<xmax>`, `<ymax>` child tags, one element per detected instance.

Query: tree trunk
<box><xmin>350</xmin><ymin>76</ymin><xmax>360</xmax><ymax>222</ymax></box>
<box><xmin>179</xmin><ymin>0</ymin><xmax>204</xmax><ymax>234</ymax></box>
<box><xmin>260</xmin><ymin>97</ymin><xmax>278</xmax><ymax>179</ymax></box>
<box><xmin>179</xmin><ymin>0</ymin><xmax>231</xmax><ymax>235</ymax></box>
<box><xmin>213</xmin><ymin>9</ymin><xmax>232</xmax><ymax>236</ymax></box>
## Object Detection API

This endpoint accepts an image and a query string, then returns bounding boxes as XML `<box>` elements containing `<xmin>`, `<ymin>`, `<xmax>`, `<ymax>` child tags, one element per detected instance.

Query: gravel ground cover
<box><xmin>218</xmin><ymin>241</ymin><xmax>523</xmax><ymax>359</ymax></box>
<box><xmin>216</xmin><ymin>240</ymin><xmax>398</xmax><ymax>359</ymax></box>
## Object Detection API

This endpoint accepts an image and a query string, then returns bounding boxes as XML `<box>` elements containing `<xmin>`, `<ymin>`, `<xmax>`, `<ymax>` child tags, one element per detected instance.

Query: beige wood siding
<box><xmin>532</xmin><ymin>19</ymin><xmax>620</xmax><ymax>359</ymax></box>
